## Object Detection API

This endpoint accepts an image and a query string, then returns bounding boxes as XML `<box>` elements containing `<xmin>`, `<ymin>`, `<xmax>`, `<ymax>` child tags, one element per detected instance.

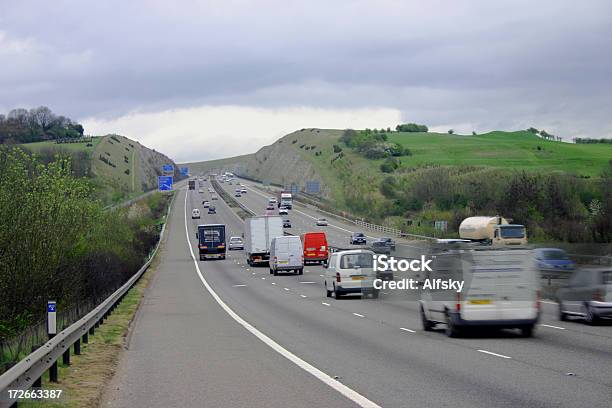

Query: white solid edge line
<box><xmin>541</xmin><ymin>324</ymin><xmax>566</xmax><ymax>330</ymax></box>
<box><xmin>232</xmin><ymin>284</ymin><xmax>247</xmax><ymax>287</ymax></box>
<box><xmin>183</xmin><ymin>191</ymin><xmax>380</xmax><ymax>408</ymax></box>
<box><xmin>477</xmin><ymin>349</ymin><xmax>512</xmax><ymax>359</ymax></box>
<box><xmin>400</xmin><ymin>327</ymin><xmax>415</xmax><ymax>333</ymax></box>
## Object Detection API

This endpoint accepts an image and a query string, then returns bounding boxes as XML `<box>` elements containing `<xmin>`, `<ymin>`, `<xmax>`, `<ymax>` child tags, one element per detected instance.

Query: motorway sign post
<box><xmin>158</xmin><ymin>176</ymin><xmax>173</xmax><ymax>191</ymax></box>
<box><xmin>162</xmin><ymin>164</ymin><xmax>174</xmax><ymax>175</ymax></box>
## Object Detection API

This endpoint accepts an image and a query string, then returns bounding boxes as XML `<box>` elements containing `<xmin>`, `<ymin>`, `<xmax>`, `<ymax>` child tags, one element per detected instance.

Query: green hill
<box><xmin>21</xmin><ymin>135</ymin><xmax>181</xmax><ymax>205</ymax></box>
<box><xmin>185</xmin><ymin>128</ymin><xmax>612</xmax><ymax>243</ymax></box>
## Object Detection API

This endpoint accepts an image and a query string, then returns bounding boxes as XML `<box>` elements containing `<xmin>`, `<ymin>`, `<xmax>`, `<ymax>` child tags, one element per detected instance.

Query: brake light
<box><xmin>593</xmin><ymin>289</ymin><xmax>604</xmax><ymax>302</ymax></box>
<box><xmin>456</xmin><ymin>292</ymin><xmax>461</xmax><ymax>312</ymax></box>
<box><xmin>336</xmin><ymin>272</ymin><xmax>341</xmax><ymax>283</ymax></box>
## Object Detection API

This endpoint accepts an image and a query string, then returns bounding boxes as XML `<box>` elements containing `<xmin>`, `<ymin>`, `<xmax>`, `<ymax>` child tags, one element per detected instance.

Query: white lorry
<box><xmin>244</xmin><ymin>215</ymin><xmax>284</xmax><ymax>266</ymax></box>
<box><xmin>459</xmin><ymin>216</ymin><xmax>527</xmax><ymax>246</ymax></box>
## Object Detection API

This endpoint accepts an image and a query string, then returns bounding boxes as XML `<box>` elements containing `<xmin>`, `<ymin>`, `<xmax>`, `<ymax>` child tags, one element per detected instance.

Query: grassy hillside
<box><xmin>20</xmin><ymin>135</ymin><xmax>181</xmax><ymax>205</ymax></box>
<box><xmin>186</xmin><ymin>128</ymin><xmax>612</xmax><ymax>242</ymax></box>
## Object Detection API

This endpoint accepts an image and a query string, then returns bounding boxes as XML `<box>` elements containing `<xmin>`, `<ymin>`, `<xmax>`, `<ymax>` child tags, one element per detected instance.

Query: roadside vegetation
<box><xmin>0</xmin><ymin>146</ymin><xmax>172</xmax><ymax>372</ymax></box>
<box><xmin>0</xmin><ymin>106</ymin><xmax>84</xmax><ymax>143</ymax></box>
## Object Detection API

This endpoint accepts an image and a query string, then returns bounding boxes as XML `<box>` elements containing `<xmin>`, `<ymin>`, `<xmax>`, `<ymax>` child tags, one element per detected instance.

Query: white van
<box><xmin>324</xmin><ymin>249</ymin><xmax>377</xmax><ymax>299</ymax></box>
<box><xmin>192</xmin><ymin>208</ymin><xmax>201</xmax><ymax>219</ymax></box>
<box><xmin>269</xmin><ymin>236</ymin><xmax>304</xmax><ymax>275</ymax></box>
<box><xmin>419</xmin><ymin>248</ymin><xmax>540</xmax><ymax>337</ymax></box>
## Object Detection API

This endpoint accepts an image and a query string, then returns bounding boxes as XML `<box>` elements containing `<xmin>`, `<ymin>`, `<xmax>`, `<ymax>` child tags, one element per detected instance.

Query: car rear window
<box><xmin>602</xmin><ymin>271</ymin><xmax>612</xmax><ymax>284</ymax></box>
<box><xmin>340</xmin><ymin>253</ymin><xmax>373</xmax><ymax>269</ymax></box>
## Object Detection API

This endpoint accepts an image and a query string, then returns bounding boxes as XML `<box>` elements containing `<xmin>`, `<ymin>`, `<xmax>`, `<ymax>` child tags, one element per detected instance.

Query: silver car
<box><xmin>228</xmin><ymin>236</ymin><xmax>244</xmax><ymax>250</ymax></box>
<box><xmin>557</xmin><ymin>268</ymin><xmax>612</xmax><ymax>324</ymax></box>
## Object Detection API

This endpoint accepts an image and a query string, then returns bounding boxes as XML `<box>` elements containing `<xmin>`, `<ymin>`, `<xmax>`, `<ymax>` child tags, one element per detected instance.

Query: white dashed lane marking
<box><xmin>477</xmin><ymin>350</ymin><xmax>512</xmax><ymax>359</ymax></box>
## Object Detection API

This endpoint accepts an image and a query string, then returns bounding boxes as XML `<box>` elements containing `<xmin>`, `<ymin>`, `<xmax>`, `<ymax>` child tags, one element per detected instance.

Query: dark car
<box><xmin>208</xmin><ymin>206</ymin><xmax>216</xmax><ymax>214</ymax></box>
<box><xmin>283</xmin><ymin>218</ymin><xmax>292</xmax><ymax>228</ymax></box>
<box><xmin>371</xmin><ymin>240</ymin><xmax>391</xmax><ymax>255</ymax></box>
<box><xmin>378</xmin><ymin>237</ymin><xmax>396</xmax><ymax>251</ymax></box>
<box><xmin>350</xmin><ymin>232</ymin><xmax>367</xmax><ymax>245</ymax></box>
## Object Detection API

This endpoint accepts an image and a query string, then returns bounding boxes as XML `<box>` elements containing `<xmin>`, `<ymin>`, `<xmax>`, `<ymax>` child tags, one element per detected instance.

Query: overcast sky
<box><xmin>2</xmin><ymin>0</ymin><xmax>611</xmax><ymax>162</ymax></box>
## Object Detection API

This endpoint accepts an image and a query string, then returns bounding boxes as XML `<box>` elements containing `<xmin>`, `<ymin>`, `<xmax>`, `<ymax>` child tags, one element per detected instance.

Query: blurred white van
<box><xmin>419</xmin><ymin>248</ymin><xmax>540</xmax><ymax>337</ymax></box>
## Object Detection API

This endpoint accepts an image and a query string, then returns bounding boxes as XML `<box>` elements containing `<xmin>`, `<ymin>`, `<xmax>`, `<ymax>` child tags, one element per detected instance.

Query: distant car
<box><xmin>378</xmin><ymin>237</ymin><xmax>396</xmax><ymax>251</ymax></box>
<box><xmin>268</xmin><ymin>197</ymin><xmax>277</xmax><ymax>205</ymax></box>
<box><xmin>198</xmin><ymin>189</ymin><xmax>204</xmax><ymax>194</ymax></box>
<box><xmin>557</xmin><ymin>268</ymin><xmax>612</xmax><ymax>324</ymax></box>
<box><xmin>192</xmin><ymin>209</ymin><xmax>201</xmax><ymax>219</ymax></box>
<box><xmin>208</xmin><ymin>188</ymin><xmax>214</xmax><ymax>193</ymax></box>
<box><xmin>371</xmin><ymin>240</ymin><xmax>391</xmax><ymax>255</ymax></box>
<box><xmin>350</xmin><ymin>232</ymin><xmax>366</xmax><ymax>245</ymax></box>
<box><xmin>241</xmin><ymin>188</ymin><xmax>247</xmax><ymax>194</ymax></box>
<box><xmin>534</xmin><ymin>248</ymin><xmax>575</xmax><ymax>274</ymax></box>
<box><xmin>228</xmin><ymin>236</ymin><xmax>244</xmax><ymax>250</ymax></box>
<box><xmin>235</xmin><ymin>192</ymin><xmax>242</xmax><ymax>197</ymax></box>
<box><xmin>283</xmin><ymin>218</ymin><xmax>292</xmax><ymax>228</ymax></box>
<box><xmin>316</xmin><ymin>218</ymin><xmax>328</xmax><ymax>226</ymax></box>
<box><xmin>266</xmin><ymin>204</ymin><xmax>275</xmax><ymax>210</ymax></box>
<box><xmin>279</xmin><ymin>208</ymin><xmax>288</xmax><ymax>215</ymax></box>
<box><xmin>202</xmin><ymin>201</ymin><xmax>210</xmax><ymax>208</ymax></box>
<box><xmin>208</xmin><ymin>206</ymin><xmax>216</xmax><ymax>214</ymax></box>
<box><xmin>211</xmin><ymin>195</ymin><xmax>218</xmax><ymax>200</ymax></box>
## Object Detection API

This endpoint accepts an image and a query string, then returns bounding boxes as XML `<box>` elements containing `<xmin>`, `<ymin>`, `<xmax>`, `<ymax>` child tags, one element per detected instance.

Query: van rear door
<box><xmin>463</xmin><ymin>250</ymin><xmax>537</xmax><ymax>321</ymax></box>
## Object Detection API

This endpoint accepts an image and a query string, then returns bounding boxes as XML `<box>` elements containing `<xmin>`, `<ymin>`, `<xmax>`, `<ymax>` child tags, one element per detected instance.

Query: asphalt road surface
<box><xmin>104</xmin><ymin>179</ymin><xmax>612</xmax><ymax>408</ymax></box>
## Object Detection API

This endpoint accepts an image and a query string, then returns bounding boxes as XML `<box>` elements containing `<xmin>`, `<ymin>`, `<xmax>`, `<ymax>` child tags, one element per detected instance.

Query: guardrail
<box><xmin>0</xmin><ymin>192</ymin><xmax>176</xmax><ymax>408</ymax></box>
<box><xmin>210</xmin><ymin>178</ymin><xmax>255</xmax><ymax>218</ymax></box>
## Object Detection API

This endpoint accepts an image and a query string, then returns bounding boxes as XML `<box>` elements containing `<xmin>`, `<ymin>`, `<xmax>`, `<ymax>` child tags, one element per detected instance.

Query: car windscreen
<box><xmin>500</xmin><ymin>226</ymin><xmax>525</xmax><ymax>238</ymax></box>
<box><xmin>340</xmin><ymin>253</ymin><xmax>373</xmax><ymax>269</ymax></box>
<box><xmin>540</xmin><ymin>249</ymin><xmax>569</xmax><ymax>260</ymax></box>
<box><xmin>354</xmin><ymin>233</ymin><xmax>364</xmax><ymax>237</ymax></box>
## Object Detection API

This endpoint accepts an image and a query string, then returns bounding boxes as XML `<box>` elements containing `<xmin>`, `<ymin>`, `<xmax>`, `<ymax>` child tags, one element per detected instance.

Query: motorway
<box><xmin>104</xmin><ymin>178</ymin><xmax>612</xmax><ymax>408</ymax></box>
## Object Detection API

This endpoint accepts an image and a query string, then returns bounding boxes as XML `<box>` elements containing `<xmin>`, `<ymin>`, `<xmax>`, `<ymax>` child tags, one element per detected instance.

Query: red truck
<box><xmin>301</xmin><ymin>232</ymin><xmax>328</xmax><ymax>265</ymax></box>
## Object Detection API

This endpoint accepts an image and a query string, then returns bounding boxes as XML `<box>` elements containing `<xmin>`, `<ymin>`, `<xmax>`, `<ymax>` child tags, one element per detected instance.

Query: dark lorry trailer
<box><xmin>196</xmin><ymin>224</ymin><xmax>226</xmax><ymax>260</ymax></box>
<box><xmin>189</xmin><ymin>180</ymin><xmax>196</xmax><ymax>190</ymax></box>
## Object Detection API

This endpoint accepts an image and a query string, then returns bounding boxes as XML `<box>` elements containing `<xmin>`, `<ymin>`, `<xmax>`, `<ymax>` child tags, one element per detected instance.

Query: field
<box><xmin>22</xmin><ymin>137</ymin><xmax>102</xmax><ymax>153</ymax></box>
<box><xmin>387</xmin><ymin>131</ymin><xmax>612</xmax><ymax>177</ymax></box>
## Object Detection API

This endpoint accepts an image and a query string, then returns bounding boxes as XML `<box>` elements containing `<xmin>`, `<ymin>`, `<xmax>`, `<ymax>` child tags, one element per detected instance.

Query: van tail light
<box><xmin>336</xmin><ymin>272</ymin><xmax>341</xmax><ymax>283</ymax></box>
<box><xmin>455</xmin><ymin>292</ymin><xmax>461</xmax><ymax>312</ymax></box>
<box><xmin>536</xmin><ymin>290</ymin><xmax>541</xmax><ymax>311</ymax></box>
<box><xmin>593</xmin><ymin>289</ymin><xmax>604</xmax><ymax>302</ymax></box>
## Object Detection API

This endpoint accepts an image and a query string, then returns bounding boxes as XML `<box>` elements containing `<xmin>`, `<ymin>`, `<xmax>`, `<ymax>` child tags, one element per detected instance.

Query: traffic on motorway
<box><xmin>170</xmin><ymin>173</ymin><xmax>612</xmax><ymax>407</ymax></box>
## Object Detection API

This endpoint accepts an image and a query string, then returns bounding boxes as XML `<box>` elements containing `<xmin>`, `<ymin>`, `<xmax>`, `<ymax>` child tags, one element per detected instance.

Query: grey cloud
<box><xmin>1</xmin><ymin>0</ymin><xmax>611</xmax><ymax>139</ymax></box>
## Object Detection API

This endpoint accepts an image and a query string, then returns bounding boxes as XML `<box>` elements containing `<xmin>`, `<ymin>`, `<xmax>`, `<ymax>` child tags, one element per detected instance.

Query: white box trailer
<box><xmin>245</xmin><ymin>215</ymin><xmax>284</xmax><ymax>266</ymax></box>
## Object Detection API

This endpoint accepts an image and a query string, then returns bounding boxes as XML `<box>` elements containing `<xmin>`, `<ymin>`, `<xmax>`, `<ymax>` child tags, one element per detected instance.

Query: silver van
<box><xmin>269</xmin><ymin>236</ymin><xmax>304</xmax><ymax>275</ymax></box>
<box><xmin>557</xmin><ymin>268</ymin><xmax>612</xmax><ymax>324</ymax></box>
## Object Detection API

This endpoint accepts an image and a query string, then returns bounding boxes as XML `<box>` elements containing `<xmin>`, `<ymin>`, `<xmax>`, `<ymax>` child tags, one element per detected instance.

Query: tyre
<box><xmin>583</xmin><ymin>303</ymin><xmax>599</xmax><ymax>325</ymax></box>
<box><xmin>298</xmin><ymin>268</ymin><xmax>303</xmax><ymax>275</ymax></box>
<box><xmin>269</xmin><ymin>268</ymin><xmax>273</xmax><ymax>275</ymax></box>
<box><xmin>371</xmin><ymin>289</ymin><xmax>379</xmax><ymax>299</ymax></box>
<box><xmin>325</xmin><ymin>282</ymin><xmax>332</xmax><ymax>297</ymax></box>
<box><xmin>558</xmin><ymin>302</ymin><xmax>568</xmax><ymax>321</ymax></box>
<box><xmin>445</xmin><ymin>312</ymin><xmax>461</xmax><ymax>338</ymax></box>
<box><xmin>333</xmin><ymin>285</ymin><xmax>342</xmax><ymax>300</ymax></box>
<box><xmin>273</xmin><ymin>269</ymin><xmax>278</xmax><ymax>276</ymax></box>
<box><xmin>421</xmin><ymin>305</ymin><xmax>434</xmax><ymax>331</ymax></box>
<box><xmin>520</xmin><ymin>325</ymin><xmax>534</xmax><ymax>337</ymax></box>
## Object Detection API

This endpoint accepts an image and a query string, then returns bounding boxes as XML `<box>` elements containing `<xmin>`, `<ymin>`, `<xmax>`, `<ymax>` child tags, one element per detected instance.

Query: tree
<box><xmin>448</xmin><ymin>129</ymin><xmax>454</xmax><ymax>134</ymax></box>
<box><xmin>396</xmin><ymin>123</ymin><xmax>428</xmax><ymax>133</ymax></box>
<box><xmin>527</xmin><ymin>127</ymin><xmax>539</xmax><ymax>134</ymax></box>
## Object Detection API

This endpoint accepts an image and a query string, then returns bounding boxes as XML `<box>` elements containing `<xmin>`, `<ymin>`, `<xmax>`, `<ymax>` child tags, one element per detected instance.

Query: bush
<box><xmin>380</xmin><ymin>157</ymin><xmax>400</xmax><ymax>173</ymax></box>
<box><xmin>395</xmin><ymin>123</ymin><xmax>428</xmax><ymax>132</ymax></box>
<box><xmin>333</xmin><ymin>144</ymin><xmax>342</xmax><ymax>153</ymax></box>
<box><xmin>448</xmin><ymin>129</ymin><xmax>454</xmax><ymax>134</ymax></box>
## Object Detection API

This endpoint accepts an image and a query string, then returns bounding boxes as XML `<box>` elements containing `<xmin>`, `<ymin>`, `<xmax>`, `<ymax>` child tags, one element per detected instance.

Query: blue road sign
<box><xmin>180</xmin><ymin>167</ymin><xmax>189</xmax><ymax>176</ymax></box>
<box><xmin>162</xmin><ymin>164</ymin><xmax>174</xmax><ymax>173</ymax></box>
<box><xmin>158</xmin><ymin>176</ymin><xmax>173</xmax><ymax>191</ymax></box>
<box><xmin>305</xmin><ymin>180</ymin><xmax>320</xmax><ymax>194</ymax></box>
<box><xmin>47</xmin><ymin>301</ymin><xmax>56</xmax><ymax>313</ymax></box>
